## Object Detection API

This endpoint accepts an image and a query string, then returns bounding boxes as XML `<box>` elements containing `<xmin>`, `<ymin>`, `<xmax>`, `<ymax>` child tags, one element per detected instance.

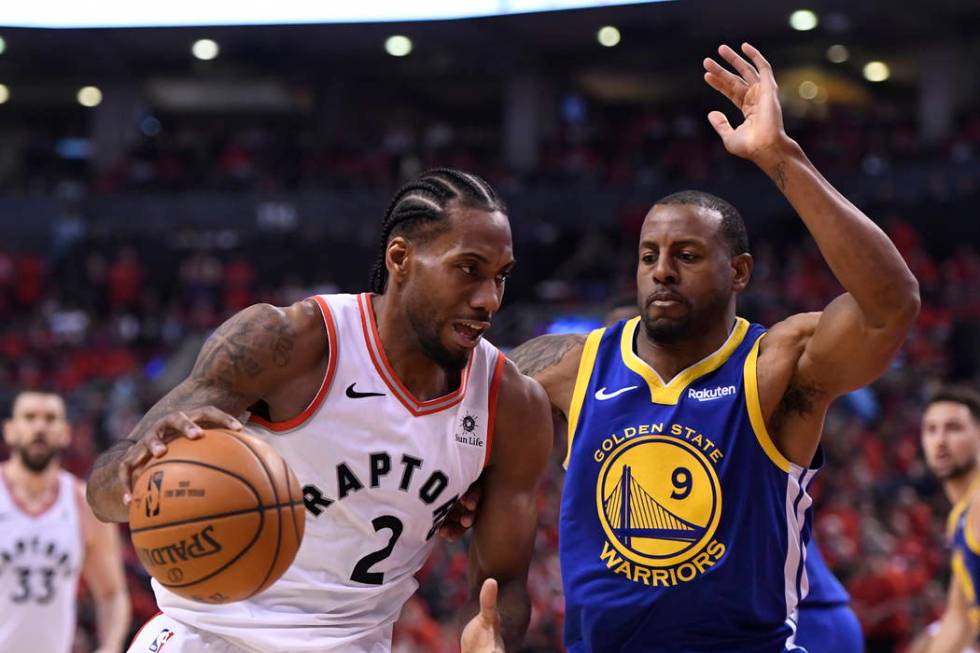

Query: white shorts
<box><xmin>128</xmin><ymin>613</ymin><xmax>250</xmax><ymax>653</ymax></box>
<box><xmin>128</xmin><ymin>612</ymin><xmax>394</xmax><ymax>653</ymax></box>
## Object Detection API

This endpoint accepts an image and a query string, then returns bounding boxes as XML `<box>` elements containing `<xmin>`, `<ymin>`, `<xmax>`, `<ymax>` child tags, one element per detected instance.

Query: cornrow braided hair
<box><xmin>369</xmin><ymin>168</ymin><xmax>507</xmax><ymax>294</ymax></box>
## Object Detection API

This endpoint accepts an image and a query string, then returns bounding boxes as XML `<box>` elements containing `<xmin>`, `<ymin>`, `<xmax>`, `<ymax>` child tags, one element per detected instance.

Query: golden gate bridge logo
<box><xmin>596</xmin><ymin>435</ymin><xmax>722</xmax><ymax>568</ymax></box>
<box><xmin>603</xmin><ymin>464</ymin><xmax>705</xmax><ymax>550</ymax></box>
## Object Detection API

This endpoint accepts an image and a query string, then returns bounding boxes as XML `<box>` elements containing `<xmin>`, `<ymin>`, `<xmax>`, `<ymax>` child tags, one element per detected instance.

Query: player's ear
<box><xmin>731</xmin><ymin>253</ymin><xmax>752</xmax><ymax>293</ymax></box>
<box><xmin>2</xmin><ymin>419</ymin><xmax>13</xmax><ymax>447</ymax></box>
<box><xmin>386</xmin><ymin>236</ymin><xmax>411</xmax><ymax>285</ymax></box>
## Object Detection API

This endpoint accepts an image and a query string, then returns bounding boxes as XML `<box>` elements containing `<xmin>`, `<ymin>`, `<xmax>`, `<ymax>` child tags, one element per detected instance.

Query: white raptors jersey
<box><xmin>0</xmin><ymin>470</ymin><xmax>84</xmax><ymax>653</ymax></box>
<box><xmin>156</xmin><ymin>293</ymin><xmax>505</xmax><ymax>652</ymax></box>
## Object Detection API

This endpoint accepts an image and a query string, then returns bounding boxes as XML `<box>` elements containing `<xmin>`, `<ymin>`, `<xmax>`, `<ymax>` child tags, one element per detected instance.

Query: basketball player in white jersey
<box><xmin>86</xmin><ymin>169</ymin><xmax>553</xmax><ymax>653</ymax></box>
<box><xmin>2</xmin><ymin>390</ymin><xmax>131</xmax><ymax>653</ymax></box>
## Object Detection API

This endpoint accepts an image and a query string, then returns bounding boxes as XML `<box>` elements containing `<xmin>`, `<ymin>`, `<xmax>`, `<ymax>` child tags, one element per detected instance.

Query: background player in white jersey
<box><xmin>909</xmin><ymin>387</ymin><xmax>980</xmax><ymax>653</ymax></box>
<box><xmin>1</xmin><ymin>390</ymin><xmax>130</xmax><ymax>653</ymax></box>
<box><xmin>86</xmin><ymin>168</ymin><xmax>553</xmax><ymax>653</ymax></box>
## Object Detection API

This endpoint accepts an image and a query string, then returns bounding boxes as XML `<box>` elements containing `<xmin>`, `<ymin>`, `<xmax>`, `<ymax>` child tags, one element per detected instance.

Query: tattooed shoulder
<box><xmin>192</xmin><ymin>303</ymin><xmax>298</xmax><ymax>389</ymax></box>
<box><xmin>508</xmin><ymin>334</ymin><xmax>586</xmax><ymax>378</ymax></box>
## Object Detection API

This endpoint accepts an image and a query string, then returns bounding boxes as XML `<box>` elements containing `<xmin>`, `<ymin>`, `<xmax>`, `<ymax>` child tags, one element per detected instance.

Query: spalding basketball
<box><xmin>129</xmin><ymin>428</ymin><xmax>305</xmax><ymax>604</ymax></box>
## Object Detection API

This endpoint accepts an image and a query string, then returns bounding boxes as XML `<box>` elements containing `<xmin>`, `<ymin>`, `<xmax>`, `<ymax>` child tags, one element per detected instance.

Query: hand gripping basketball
<box><xmin>120</xmin><ymin>406</ymin><xmax>243</xmax><ymax>505</ymax></box>
<box><xmin>129</xmin><ymin>428</ymin><xmax>306</xmax><ymax>603</ymax></box>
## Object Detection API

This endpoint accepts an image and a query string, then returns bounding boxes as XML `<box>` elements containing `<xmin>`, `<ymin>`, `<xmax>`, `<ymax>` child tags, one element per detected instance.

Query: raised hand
<box><xmin>703</xmin><ymin>43</ymin><xmax>788</xmax><ymax>162</ymax></box>
<box><xmin>461</xmin><ymin>578</ymin><xmax>506</xmax><ymax>653</ymax></box>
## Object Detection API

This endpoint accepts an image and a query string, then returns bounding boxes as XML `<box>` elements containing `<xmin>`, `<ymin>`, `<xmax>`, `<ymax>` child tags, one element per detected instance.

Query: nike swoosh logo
<box><xmin>345</xmin><ymin>383</ymin><xmax>386</xmax><ymax>399</ymax></box>
<box><xmin>595</xmin><ymin>386</ymin><xmax>639</xmax><ymax>401</ymax></box>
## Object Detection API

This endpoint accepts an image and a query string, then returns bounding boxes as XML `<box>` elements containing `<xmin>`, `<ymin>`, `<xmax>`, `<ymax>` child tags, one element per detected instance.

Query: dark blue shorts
<box><xmin>795</xmin><ymin>603</ymin><xmax>864</xmax><ymax>653</ymax></box>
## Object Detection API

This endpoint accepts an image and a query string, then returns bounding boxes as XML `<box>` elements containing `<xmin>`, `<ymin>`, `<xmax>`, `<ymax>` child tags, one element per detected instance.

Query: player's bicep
<box><xmin>185</xmin><ymin>303</ymin><xmax>303</xmax><ymax>407</ymax></box>
<box><xmin>797</xmin><ymin>293</ymin><xmax>909</xmax><ymax>397</ymax></box>
<box><xmin>469</xmin><ymin>372</ymin><xmax>552</xmax><ymax>584</ymax></box>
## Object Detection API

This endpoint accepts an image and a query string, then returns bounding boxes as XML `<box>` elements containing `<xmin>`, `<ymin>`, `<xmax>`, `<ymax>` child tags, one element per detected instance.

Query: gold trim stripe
<box><xmin>743</xmin><ymin>334</ymin><xmax>792</xmax><ymax>473</ymax></box>
<box><xmin>564</xmin><ymin>328</ymin><xmax>605</xmax><ymax>469</ymax></box>
<box><xmin>619</xmin><ymin>316</ymin><xmax>750</xmax><ymax>405</ymax></box>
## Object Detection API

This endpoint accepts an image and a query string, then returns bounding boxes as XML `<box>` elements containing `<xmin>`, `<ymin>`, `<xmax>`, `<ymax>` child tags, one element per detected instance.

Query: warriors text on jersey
<box><xmin>0</xmin><ymin>470</ymin><xmax>84</xmax><ymax>653</ymax></box>
<box><xmin>560</xmin><ymin>317</ymin><xmax>819</xmax><ymax>653</ymax></box>
<box><xmin>946</xmin><ymin>483</ymin><xmax>980</xmax><ymax>626</ymax></box>
<box><xmin>154</xmin><ymin>293</ymin><xmax>505</xmax><ymax>652</ymax></box>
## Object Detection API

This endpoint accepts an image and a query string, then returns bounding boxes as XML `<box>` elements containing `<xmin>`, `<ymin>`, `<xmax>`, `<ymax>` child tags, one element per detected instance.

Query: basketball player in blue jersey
<box><xmin>910</xmin><ymin>386</ymin><xmax>980</xmax><ymax>653</ymax></box>
<box><xmin>86</xmin><ymin>169</ymin><xmax>554</xmax><ymax>653</ymax></box>
<box><xmin>503</xmin><ymin>42</ymin><xmax>919</xmax><ymax>652</ymax></box>
<box><xmin>597</xmin><ymin>299</ymin><xmax>864</xmax><ymax>653</ymax></box>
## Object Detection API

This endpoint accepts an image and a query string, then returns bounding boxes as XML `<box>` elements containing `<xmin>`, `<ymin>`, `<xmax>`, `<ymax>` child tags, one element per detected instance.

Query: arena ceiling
<box><xmin>0</xmin><ymin>0</ymin><xmax>976</xmax><ymax>109</ymax></box>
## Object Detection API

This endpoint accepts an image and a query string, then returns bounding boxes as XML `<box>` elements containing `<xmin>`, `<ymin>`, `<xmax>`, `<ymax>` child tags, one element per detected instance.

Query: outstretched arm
<box><xmin>461</xmin><ymin>361</ymin><xmax>553</xmax><ymax>652</ymax></box>
<box><xmin>704</xmin><ymin>43</ymin><xmax>919</xmax><ymax>461</ymax></box>
<box><xmin>87</xmin><ymin>300</ymin><xmax>324</xmax><ymax>522</ymax></box>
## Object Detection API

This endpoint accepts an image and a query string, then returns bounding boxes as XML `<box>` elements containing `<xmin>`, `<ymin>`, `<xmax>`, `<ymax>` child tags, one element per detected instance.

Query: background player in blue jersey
<box><xmin>910</xmin><ymin>387</ymin><xmax>980</xmax><ymax>653</ymax></box>
<box><xmin>501</xmin><ymin>42</ymin><xmax>919</xmax><ymax>652</ymax></box>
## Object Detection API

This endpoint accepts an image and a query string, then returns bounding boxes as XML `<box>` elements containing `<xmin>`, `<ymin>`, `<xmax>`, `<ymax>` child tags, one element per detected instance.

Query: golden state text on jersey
<box><xmin>559</xmin><ymin>317</ymin><xmax>820</xmax><ymax>653</ymax></box>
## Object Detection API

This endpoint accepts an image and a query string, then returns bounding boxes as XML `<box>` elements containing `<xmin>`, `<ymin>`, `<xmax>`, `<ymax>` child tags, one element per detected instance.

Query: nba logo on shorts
<box><xmin>148</xmin><ymin>628</ymin><xmax>174</xmax><ymax>652</ymax></box>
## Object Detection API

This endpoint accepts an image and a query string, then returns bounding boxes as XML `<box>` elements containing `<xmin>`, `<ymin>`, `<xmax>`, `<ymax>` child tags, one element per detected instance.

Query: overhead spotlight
<box><xmin>0</xmin><ymin>84</ymin><xmax>9</xmax><ymax>104</ymax></box>
<box><xmin>597</xmin><ymin>26</ymin><xmax>621</xmax><ymax>48</ymax></box>
<box><xmin>0</xmin><ymin>36</ymin><xmax>6</xmax><ymax>55</ymax></box>
<box><xmin>77</xmin><ymin>86</ymin><xmax>102</xmax><ymax>107</ymax></box>
<box><xmin>385</xmin><ymin>35</ymin><xmax>413</xmax><ymax>57</ymax></box>
<box><xmin>798</xmin><ymin>80</ymin><xmax>819</xmax><ymax>100</ymax></box>
<box><xmin>826</xmin><ymin>44</ymin><xmax>849</xmax><ymax>63</ymax></box>
<box><xmin>789</xmin><ymin>9</ymin><xmax>819</xmax><ymax>31</ymax></box>
<box><xmin>863</xmin><ymin>61</ymin><xmax>890</xmax><ymax>82</ymax></box>
<box><xmin>192</xmin><ymin>39</ymin><xmax>220</xmax><ymax>61</ymax></box>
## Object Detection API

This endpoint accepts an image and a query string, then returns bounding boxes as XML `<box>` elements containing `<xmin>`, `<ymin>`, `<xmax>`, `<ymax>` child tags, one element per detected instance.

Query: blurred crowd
<box><xmin>4</xmin><ymin>104</ymin><xmax>980</xmax><ymax>194</ymax></box>
<box><xmin>0</xmin><ymin>104</ymin><xmax>979</xmax><ymax>652</ymax></box>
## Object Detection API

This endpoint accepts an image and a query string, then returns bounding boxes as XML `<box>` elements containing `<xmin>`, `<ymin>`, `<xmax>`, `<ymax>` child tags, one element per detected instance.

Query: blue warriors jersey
<box><xmin>560</xmin><ymin>317</ymin><xmax>820</xmax><ymax>653</ymax></box>
<box><xmin>947</xmin><ymin>491</ymin><xmax>980</xmax><ymax>626</ymax></box>
<box><xmin>799</xmin><ymin>538</ymin><xmax>850</xmax><ymax>607</ymax></box>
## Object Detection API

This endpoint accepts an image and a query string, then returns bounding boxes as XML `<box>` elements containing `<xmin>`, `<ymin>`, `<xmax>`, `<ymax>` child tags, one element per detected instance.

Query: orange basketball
<box><xmin>129</xmin><ymin>428</ymin><xmax>305</xmax><ymax>604</ymax></box>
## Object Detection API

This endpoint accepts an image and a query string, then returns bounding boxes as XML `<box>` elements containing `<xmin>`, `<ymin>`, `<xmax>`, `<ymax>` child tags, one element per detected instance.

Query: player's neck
<box><xmin>371</xmin><ymin>294</ymin><xmax>459</xmax><ymax>401</ymax></box>
<box><xmin>2</xmin><ymin>459</ymin><xmax>60</xmax><ymax>504</ymax></box>
<box><xmin>944</xmin><ymin>466</ymin><xmax>980</xmax><ymax>505</ymax></box>
<box><xmin>635</xmin><ymin>311</ymin><xmax>738</xmax><ymax>383</ymax></box>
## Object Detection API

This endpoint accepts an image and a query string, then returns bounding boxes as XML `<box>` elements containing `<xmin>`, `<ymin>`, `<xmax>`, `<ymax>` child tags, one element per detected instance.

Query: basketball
<box><xmin>128</xmin><ymin>429</ymin><xmax>305</xmax><ymax>604</ymax></box>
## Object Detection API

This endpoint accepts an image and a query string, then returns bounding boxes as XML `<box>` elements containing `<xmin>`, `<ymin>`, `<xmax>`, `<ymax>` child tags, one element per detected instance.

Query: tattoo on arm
<box><xmin>87</xmin><ymin>304</ymin><xmax>301</xmax><ymax>520</ymax></box>
<box><xmin>90</xmin><ymin>440</ymin><xmax>136</xmax><ymax>472</ymax></box>
<box><xmin>508</xmin><ymin>335</ymin><xmax>584</xmax><ymax>377</ymax></box>
<box><xmin>771</xmin><ymin>161</ymin><xmax>788</xmax><ymax>190</ymax></box>
<box><xmin>136</xmin><ymin>304</ymin><xmax>297</xmax><ymax>442</ymax></box>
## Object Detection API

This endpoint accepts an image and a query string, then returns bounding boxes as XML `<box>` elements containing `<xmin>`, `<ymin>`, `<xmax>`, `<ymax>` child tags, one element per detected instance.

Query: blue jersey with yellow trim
<box><xmin>560</xmin><ymin>316</ymin><xmax>818</xmax><ymax>653</ymax></box>
<box><xmin>948</xmin><ymin>497</ymin><xmax>980</xmax><ymax>626</ymax></box>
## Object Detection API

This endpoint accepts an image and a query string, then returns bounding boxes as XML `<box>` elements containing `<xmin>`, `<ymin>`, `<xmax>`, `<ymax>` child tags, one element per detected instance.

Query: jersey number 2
<box><xmin>351</xmin><ymin>516</ymin><xmax>403</xmax><ymax>585</ymax></box>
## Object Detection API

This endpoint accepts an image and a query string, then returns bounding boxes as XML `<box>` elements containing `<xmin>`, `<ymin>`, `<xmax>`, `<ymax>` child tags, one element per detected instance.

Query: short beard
<box><xmin>407</xmin><ymin>308</ymin><xmax>468</xmax><ymax>373</ymax></box>
<box><xmin>642</xmin><ymin>315</ymin><xmax>692</xmax><ymax>344</ymax></box>
<box><xmin>938</xmin><ymin>459</ymin><xmax>977</xmax><ymax>481</ymax></box>
<box><xmin>17</xmin><ymin>447</ymin><xmax>60</xmax><ymax>474</ymax></box>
